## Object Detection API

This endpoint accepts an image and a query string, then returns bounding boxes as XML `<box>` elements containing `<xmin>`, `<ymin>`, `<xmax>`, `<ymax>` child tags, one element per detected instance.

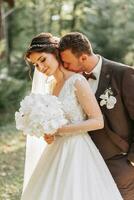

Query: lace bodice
<box><xmin>59</xmin><ymin>74</ymin><xmax>86</xmax><ymax>124</ymax></box>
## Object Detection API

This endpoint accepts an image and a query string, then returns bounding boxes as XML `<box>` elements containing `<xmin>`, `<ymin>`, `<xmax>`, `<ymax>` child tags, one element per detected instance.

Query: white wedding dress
<box><xmin>21</xmin><ymin>74</ymin><xmax>123</xmax><ymax>200</ymax></box>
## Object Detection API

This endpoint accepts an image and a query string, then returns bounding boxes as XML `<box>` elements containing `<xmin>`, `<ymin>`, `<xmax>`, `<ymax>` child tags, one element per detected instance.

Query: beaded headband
<box><xmin>28</xmin><ymin>36</ymin><xmax>60</xmax><ymax>50</ymax></box>
<box><xmin>28</xmin><ymin>43</ymin><xmax>59</xmax><ymax>49</ymax></box>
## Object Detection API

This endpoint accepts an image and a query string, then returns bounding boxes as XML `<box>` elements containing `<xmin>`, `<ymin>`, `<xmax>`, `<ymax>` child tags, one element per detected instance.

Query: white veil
<box><xmin>23</xmin><ymin>68</ymin><xmax>53</xmax><ymax>190</ymax></box>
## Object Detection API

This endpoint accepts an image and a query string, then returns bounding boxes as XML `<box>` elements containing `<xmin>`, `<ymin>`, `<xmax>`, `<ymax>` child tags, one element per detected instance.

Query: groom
<box><xmin>58</xmin><ymin>32</ymin><xmax>134</xmax><ymax>200</ymax></box>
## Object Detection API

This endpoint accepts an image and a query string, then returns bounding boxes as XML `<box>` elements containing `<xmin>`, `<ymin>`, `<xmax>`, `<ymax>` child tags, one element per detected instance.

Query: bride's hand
<box><xmin>44</xmin><ymin>134</ymin><xmax>55</xmax><ymax>144</ymax></box>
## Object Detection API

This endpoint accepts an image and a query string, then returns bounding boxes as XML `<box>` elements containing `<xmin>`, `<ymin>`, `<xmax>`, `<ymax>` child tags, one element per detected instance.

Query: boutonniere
<box><xmin>99</xmin><ymin>87</ymin><xmax>117</xmax><ymax>109</ymax></box>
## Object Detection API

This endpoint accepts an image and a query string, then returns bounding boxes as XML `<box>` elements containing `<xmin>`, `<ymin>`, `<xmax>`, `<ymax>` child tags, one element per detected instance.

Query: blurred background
<box><xmin>0</xmin><ymin>0</ymin><xmax>134</xmax><ymax>199</ymax></box>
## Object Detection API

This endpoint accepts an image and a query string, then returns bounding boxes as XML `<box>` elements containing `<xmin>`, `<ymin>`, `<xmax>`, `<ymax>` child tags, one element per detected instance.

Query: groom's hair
<box><xmin>59</xmin><ymin>32</ymin><xmax>93</xmax><ymax>57</ymax></box>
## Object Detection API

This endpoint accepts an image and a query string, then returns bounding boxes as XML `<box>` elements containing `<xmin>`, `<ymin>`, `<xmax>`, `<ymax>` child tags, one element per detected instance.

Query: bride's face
<box><xmin>29</xmin><ymin>52</ymin><xmax>59</xmax><ymax>76</ymax></box>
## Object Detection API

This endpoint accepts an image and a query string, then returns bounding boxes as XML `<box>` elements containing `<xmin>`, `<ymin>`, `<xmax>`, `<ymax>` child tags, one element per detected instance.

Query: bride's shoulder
<box><xmin>69</xmin><ymin>73</ymin><xmax>86</xmax><ymax>84</ymax></box>
<box><xmin>67</xmin><ymin>73</ymin><xmax>88</xmax><ymax>93</ymax></box>
<box><xmin>70</xmin><ymin>73</ymin><xmax>92</xmax><ymax>94</ymax></box>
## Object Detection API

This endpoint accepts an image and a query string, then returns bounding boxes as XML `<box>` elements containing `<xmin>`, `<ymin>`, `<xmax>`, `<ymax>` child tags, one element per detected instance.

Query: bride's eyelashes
<box><xmin>40</xmin><ymin>57</ymin><xmax>46</xmax><ymax>63</ymax></box>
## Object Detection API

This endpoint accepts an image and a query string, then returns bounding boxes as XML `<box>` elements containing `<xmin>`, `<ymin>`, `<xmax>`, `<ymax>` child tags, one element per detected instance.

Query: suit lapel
<box><xmin>95</xmin><ymin>57</ymin><xmax>113</xmax><ymax>101</ymax></box>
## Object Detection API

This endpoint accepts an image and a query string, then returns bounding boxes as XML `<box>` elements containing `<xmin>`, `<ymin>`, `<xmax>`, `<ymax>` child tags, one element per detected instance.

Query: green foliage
<box><xmin>73</xmin><ymin>0</ymin><xmax>134</xmax><ymax>62</ymax></box>
<box><xmin>0</xmin><ymin>67</ymin><xmax>30</xmax><ymax>125</ymax></box>
<box><xmin>0</xmin><ymin>123</ymin><xmax>25</xmax><ymax>200</ymax></box>
<box><xmin>0</xmin><ymin>76</ymin><xmax>25</xmax><ymax>109</ymax></box>
<box><xmin>2</xmin><ymin>0</ymin><xmax>134</xmax><ymax>65</ymax></box>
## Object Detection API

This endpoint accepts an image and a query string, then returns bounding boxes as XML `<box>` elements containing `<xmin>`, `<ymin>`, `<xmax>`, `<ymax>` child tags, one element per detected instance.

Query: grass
<box><xmin>0</xmin><ymin>123</ymin><xmax>26</xmax><ymax>200</ymax></box>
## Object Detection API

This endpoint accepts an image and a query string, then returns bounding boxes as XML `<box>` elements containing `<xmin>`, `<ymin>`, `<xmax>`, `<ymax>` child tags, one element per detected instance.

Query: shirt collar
<box><xmin>91</xmin><ymin>55</ymin><xmax>102</xmax><ymax>80</ymax></box>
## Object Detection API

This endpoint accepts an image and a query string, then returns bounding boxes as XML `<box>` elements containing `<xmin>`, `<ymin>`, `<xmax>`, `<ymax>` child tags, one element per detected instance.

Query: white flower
<box><xmin>100</xmin><ymin>88</ymin><xmax>117</xmax><ymax>109</ymax></box>
<box><xmin>100</xmin><ymin>99</ymin><xmax>107</xmax><ymax>107</ymax></box>
<box><xmin>15</xmin><ymin>93</ymin><xmax>68</xmax><ymax>138</ymax></box>
<box><xmin>106</xmin><ymin>96</ymin><xmax>117</xmax><ymax>109</ymax></box>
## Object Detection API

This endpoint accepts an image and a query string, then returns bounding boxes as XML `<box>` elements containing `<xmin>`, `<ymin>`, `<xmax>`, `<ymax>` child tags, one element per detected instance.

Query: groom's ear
<box><xmin>79</xmin><ymin>54</ymin><xmax>88</xmax><ymax>63</ymax></box>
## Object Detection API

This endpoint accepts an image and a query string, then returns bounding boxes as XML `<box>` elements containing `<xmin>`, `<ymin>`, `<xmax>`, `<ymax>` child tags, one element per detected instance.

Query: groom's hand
<box><xmin>44</xmin><ymin>134</ymin><xmax>55</xmax><ymax>144</ymax></box>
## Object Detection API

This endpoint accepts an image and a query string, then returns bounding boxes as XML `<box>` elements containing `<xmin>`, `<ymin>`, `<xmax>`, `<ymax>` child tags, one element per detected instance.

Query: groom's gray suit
<box><xmin>86</xmin><ymin>57</ymin><xmax>134</xmax><ymax>200</ymax></box>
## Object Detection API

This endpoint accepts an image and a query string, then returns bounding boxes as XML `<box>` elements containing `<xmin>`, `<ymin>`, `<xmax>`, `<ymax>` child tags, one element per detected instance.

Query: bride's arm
<box><xmin>57</xmin><ymin>78</ymin><xmax>104</xmax><ymax>135</ymax></box>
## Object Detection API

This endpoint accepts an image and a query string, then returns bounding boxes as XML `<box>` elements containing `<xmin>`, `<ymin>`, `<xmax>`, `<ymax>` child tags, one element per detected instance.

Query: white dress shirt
<box><xmin>87</xmin><ymin>55</ymin><xmax>102</xmax><ymax>94</ymax></box>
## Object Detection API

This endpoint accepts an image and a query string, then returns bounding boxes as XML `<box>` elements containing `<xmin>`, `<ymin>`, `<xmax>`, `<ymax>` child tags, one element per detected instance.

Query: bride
<box><xmin>21</xmin><ymin>32</ymin><xmax>123</xmax><ymax>200</ymax></box>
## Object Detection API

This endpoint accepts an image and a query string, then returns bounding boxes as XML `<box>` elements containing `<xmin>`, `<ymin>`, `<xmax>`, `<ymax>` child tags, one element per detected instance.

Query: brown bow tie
<box><xmin>82</xmin><ymin>72</ymin><xmax>97</xmax><ymax>80</ymax></box>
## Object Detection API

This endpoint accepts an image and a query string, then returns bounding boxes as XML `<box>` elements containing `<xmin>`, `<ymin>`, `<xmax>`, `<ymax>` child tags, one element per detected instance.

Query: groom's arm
<box><xmin>122</xmin><ymin>66</ymin><xmax>134</xmax><ymax>163</ymax></box>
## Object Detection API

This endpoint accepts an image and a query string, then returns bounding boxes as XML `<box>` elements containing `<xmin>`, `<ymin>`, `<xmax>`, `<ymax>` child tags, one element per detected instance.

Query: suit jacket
<box><xmin>90</xmin><ymin>57</ymin><xmax>134</xmax><ymax>162</ymax></box>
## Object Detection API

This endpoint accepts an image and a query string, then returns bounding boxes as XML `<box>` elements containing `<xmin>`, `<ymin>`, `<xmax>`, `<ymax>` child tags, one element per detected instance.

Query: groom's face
<box><xmin>60</xmin><ymin>49</ymin><xmax>84</xmax><ymax>73</ymax></box>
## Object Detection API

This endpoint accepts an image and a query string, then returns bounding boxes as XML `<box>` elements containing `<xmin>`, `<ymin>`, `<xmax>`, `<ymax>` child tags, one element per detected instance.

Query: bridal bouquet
<box><xmin>15</xmin><ymin>93</ymin><xmax>68</xmax><ymax>138</ymax></box>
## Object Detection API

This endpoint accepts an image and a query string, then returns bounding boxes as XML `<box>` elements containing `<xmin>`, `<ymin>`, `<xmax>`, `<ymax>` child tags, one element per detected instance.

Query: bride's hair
<box><xmin>25</xmin><ymin>33</ymin><xmax>60</xmax><ymax>79</ymax></box>
<box><xmin>25</xmin><ymin>32</ymin><xmax>60</xmax><ymax>61</ymax></box>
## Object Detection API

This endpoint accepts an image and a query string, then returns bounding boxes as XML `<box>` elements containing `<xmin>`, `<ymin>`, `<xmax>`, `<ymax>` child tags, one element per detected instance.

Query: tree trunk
<box><xmin>6</xmin><ymin>12</ymin><xmax>13</xmax><ymax>66</ymax></box>
<box><xmin>58</xmin><ymin>0</ymin><xmax>63</xmax><ymax>35</ymax></box>
<box><xmin>71</xmin><ymin>1</ymin><xmax>82</xmax><ymax>31</ymax></box>
<box><xmin>0</xmin><ymin>0</ymin><xmax>3</xmax><ymax>39</ymax></box>
<box><xmin>0</xmin><ymin>0</ymin><xmax>5</xmax><ymax>58</ymax></box>
<box><xmin>32</xmin><ymin>0</ymin><xmax>40</xmax><ymax>34</ymax></box>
